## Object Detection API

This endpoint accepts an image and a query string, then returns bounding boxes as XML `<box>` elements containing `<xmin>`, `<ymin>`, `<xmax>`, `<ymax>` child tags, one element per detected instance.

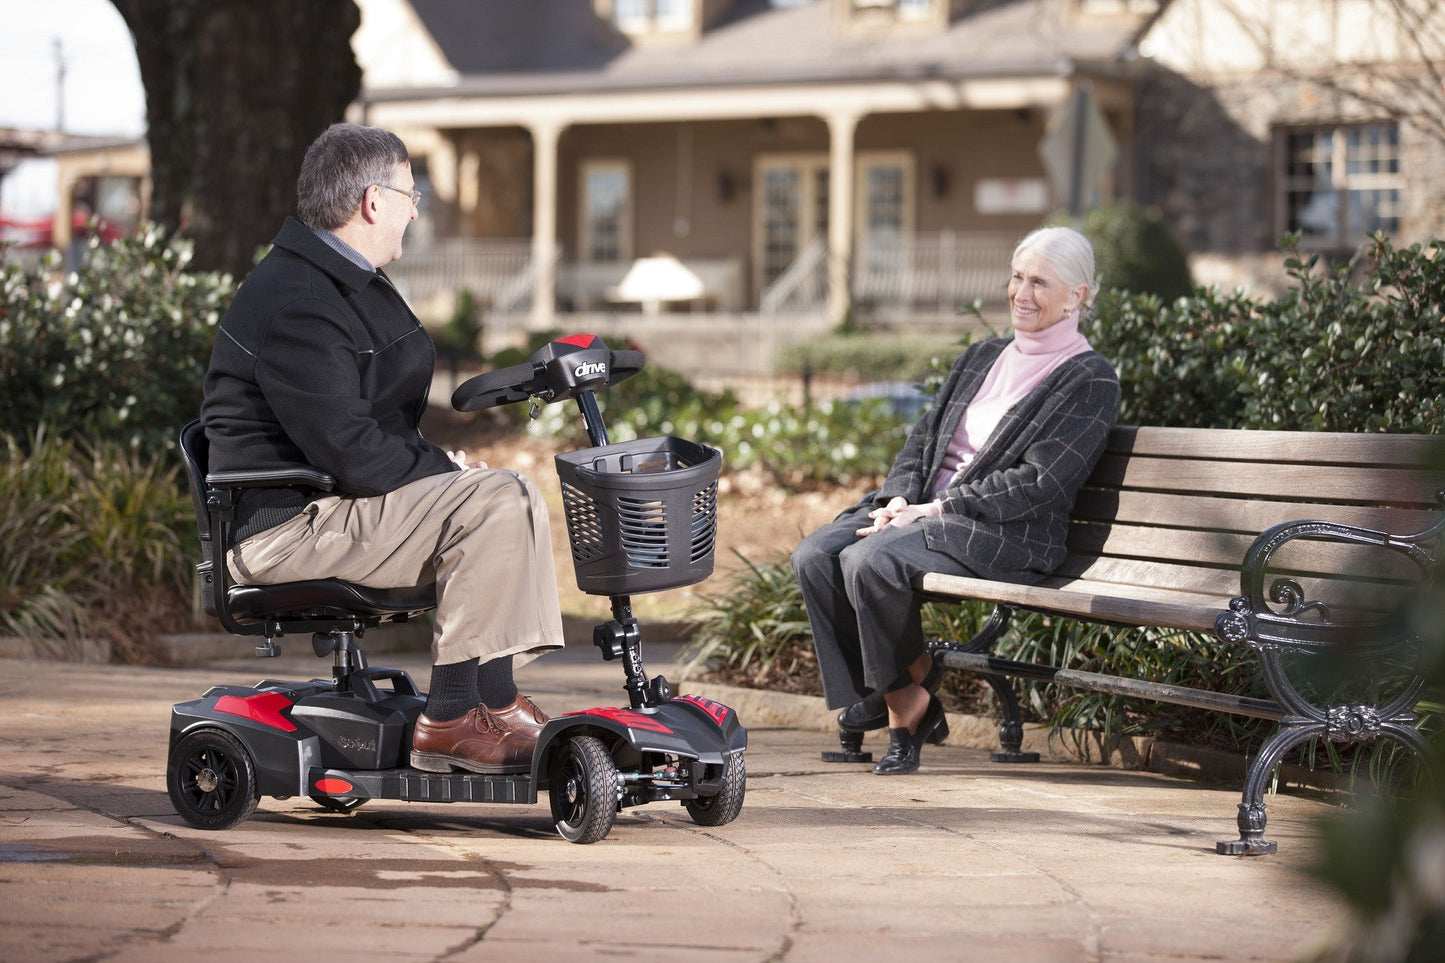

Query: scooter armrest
<box><xmin>206</xmin><ymin>468</ymin><xmax>337</xmax><ymax>491</ymax></box>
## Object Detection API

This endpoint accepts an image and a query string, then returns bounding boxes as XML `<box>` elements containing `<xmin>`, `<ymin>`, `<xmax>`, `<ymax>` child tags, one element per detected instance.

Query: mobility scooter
<box><xmin>167</xmin><ymin>335</ymin><xmax>746</xmax><ymax>843</ymax></box>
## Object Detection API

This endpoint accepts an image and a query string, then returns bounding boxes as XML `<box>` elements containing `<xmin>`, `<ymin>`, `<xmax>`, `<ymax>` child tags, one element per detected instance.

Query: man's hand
<box><xmin>448</xmin><ymin>449</ymin><xmax>488</xmax><ymax>470</ymax></box>
<box><xmin>856</xmin><ymin>496</ymin><xmax>940</xmax><ymax>535</ymax></box>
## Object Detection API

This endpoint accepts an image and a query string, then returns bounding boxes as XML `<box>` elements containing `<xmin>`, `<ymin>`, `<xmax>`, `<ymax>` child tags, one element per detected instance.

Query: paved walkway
<box><xmin>0</xmin><ymin>645</ymin><xmax>1345</xmax><ymax>962</ymax></box>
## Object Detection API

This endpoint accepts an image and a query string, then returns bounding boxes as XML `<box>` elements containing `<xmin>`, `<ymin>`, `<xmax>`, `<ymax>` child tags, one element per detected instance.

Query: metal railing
<box><xmin>760</xmin><ymin>237</ymin><xmax>829</xmax><ymax>315</ymax></box>
<box><xmin>853</xmin><ymin>231</ymin><xmax>1010</xmax><ymax>311</ymax></box>
<box><xmin>383</xmin><ymin>231</ymin><xmax>1011</xmax><ymax>319</ymax></box>
<box><xmin>387</xmin><ymin>237</ymin><xmax>534</xmax><ymax>306</ymax></box>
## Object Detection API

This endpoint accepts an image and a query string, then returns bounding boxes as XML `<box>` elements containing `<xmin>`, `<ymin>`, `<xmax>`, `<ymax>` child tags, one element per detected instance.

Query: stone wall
<box><xmin>1135</xmin><ymin>59</ymin><xmax>1444</xmax><ymax>292</ymax></box>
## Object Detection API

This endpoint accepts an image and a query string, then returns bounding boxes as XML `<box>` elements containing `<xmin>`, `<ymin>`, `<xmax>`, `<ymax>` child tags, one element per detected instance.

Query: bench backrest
<box><xmin>1063</xmin><ymin>427</ymin><xmax>1442</xmax><ymax>612</ymax></box>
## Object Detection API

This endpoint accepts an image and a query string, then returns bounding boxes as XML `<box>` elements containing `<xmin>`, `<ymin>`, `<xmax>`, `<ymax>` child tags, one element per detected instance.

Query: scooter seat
<box><xmin>226</xmin><ymin>579</ymin><xmax>437</xmax><ymax>623</ymax></box>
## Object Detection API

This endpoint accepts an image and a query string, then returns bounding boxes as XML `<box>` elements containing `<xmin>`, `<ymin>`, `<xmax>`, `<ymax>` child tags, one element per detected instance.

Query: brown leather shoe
<box><xmin>488</xmin><ymin>693</ymin><xmax>548</xmax><ymax>742</ymax></box>
<box><xmin>409</xmin><ymin>707</ymin><xmax>534</xmax><ymax>774</ymax></box>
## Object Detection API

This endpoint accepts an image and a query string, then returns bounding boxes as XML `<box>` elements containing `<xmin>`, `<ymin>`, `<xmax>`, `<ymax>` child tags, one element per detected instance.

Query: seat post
<box><xmin>333</xmin><ymin>630</ymin><xmax>357</xmax><ymax>690</ymax></box>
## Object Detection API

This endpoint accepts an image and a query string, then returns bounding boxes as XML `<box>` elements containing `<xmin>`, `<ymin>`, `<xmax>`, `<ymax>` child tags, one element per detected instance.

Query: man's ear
<box><xmin>359</xmin><ymin>186</ymin><xmax>382</xmax><ymax>224</ymax></box>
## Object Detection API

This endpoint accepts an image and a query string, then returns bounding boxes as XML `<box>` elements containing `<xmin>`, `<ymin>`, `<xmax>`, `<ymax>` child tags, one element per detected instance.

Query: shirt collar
<box><xmin>312</xmin><ymin>225</ymin><xmax>377</xmax><ymax>274</ymax></box>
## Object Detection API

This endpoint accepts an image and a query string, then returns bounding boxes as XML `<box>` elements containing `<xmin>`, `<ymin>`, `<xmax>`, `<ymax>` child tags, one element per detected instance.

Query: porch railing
<box><xmin>760</xmin><ymin>237</ymin><xmax>829</xmax><ymax>315</ymax></box>
<box><xmin>853</xmin><ymin>231</ymin><xmax>1011</xmax><ymax>311</ymax></box>
<box><xmin>384</xmin><ymin>231</ymin><xmax>1012</xmax><ymax>320</ymax></box>
<box><xmin>387</xmin><ymin>237</ymin><xmax>534</xmax><ymax>307</ymax></box>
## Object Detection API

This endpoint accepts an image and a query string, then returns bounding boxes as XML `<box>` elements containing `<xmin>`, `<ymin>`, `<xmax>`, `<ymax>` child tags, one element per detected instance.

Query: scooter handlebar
<box><xmin>450</xmin><ymin>337</ymin><xmax>646</xmax><ymax>413</ymax></box>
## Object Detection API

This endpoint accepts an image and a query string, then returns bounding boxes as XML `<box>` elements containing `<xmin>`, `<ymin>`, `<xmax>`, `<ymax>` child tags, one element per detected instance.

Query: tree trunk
<box><xmin>110</xmin><ymin>0</ymin><xmax>361</xmax><ymax>278</ymax></box>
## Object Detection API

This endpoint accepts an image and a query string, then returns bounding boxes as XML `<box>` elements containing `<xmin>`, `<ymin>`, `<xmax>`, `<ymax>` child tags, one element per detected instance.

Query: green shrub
<box><xmin>433</xmin><ymin>287</ymin><xmax>483</xmax><ymax>360</ymax></box>
<box><xmin>1077</xmin><ymin>203</ymin><xmax>1194</xmax><ymax>301</ymax></box>
<box><xmin>0</xmin><ymin>428</ymin><xmax>196</xmax><ymax>661</ymax></box>
<box><xmin>774</xmin><ymin>334</ymin><xmax>954</xmax><ymax>383</ymax></box>
<box><xmin>1087</xmin><ymin>233</ymin><xmax>1445</xmax><ymax>432</ymax></box>
<box><xmin>530</xmin><ymin>361</ymin><xmax>914</xmax><ymax>489</ymax></box>
<box><xmin>1312</xmin><ymin>478</ymin><xmax>1445</xmax><ymax>960</ymax></box>
<box><xmin>0</xmin><ymin>225</ymin><xmax>233</xmax><ymax>455</ymax></box>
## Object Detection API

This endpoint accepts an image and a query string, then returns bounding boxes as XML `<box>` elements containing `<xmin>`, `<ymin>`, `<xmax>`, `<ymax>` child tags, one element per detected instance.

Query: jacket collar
<box><xmin>271</xmin><ymin>216</ymin><xmax>378</xmax><ymax>296</ymax></box>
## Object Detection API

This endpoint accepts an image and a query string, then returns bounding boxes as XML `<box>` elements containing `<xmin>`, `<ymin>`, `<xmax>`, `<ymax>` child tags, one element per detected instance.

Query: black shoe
<box><xmin>873</xmin><ymin>696</ymin><xmax>947</xmax><ymax>775</ymax></box>
<box><xmin>837</xmin><ymin>657</ymin><xmax>946</xmax><ymax>734</ymax></box>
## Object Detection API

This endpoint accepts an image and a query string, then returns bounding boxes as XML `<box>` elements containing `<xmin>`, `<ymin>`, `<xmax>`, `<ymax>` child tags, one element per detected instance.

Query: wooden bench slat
<box><xmin>1071</xmin><ymin>489</ymin><xmax>1441</xmax><ymax>536</ymax></box>
<box><xmin>1087</xmin><ymin>453</ymin><xmax>1439</xmax><ymax>505</ymax></box>
<box><xmin>1066</xmin><ymin>523</ymin><xmax>1255</xmax><ymax>570</ymax></box>
<box><xmin>1052</xmin><ymin>555</ymin><xmax>1241</xmax><ymax>597</ymax></box>
<box><xmin>1055</xmin><ymin>555</ymin><xmax>1410</xmax><ymax>615</ymax></box>
<box><xmin>917</xmin><ymin>572</ymin><xmax>1224</xmax><ymax>633</ymax></box>
<box><xmin>1066</xmin><ymin>522</ymin><xmax>1425</xmax><ymax>582</ymax></box>
<box><xmin>1108</xmin><ymin>426</ymin><xmax>1442</xmax><ymax>468</ymax></box>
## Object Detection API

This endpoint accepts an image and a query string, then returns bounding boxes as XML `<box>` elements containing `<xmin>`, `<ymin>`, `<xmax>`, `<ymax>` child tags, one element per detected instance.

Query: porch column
<box><xmin>529</xmin><ymin>120</ymin><xmax>564</xmax><ymax>326</ymax></box>
<box><xmin>825</xmin><ymin>111</ymin><xmax>860</xmax><ymax>327</ymax></box>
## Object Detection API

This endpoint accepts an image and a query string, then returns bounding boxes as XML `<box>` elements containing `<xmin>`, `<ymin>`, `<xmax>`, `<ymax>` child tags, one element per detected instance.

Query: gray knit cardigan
<box><xmin>873</xmin><ymin>337</ymin><xmax>1121</xmax><ymax>583</ymax></box>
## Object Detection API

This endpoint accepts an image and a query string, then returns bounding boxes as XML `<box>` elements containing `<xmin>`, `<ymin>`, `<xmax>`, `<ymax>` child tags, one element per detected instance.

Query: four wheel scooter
<box><xmin>166</xmin><ymin>335</ymin><xmax>746</xmax><ymax>843</ymax></box>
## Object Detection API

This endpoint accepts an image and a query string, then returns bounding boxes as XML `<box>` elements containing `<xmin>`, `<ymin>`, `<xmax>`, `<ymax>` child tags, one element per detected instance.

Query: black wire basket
<box><xmin>555</xmin><ymin>436</ymin><xmax>721</xmax><ymax>596</ymax></box>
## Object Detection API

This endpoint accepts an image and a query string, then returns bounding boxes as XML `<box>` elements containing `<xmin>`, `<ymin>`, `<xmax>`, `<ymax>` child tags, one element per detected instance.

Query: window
<box><xmin>851</xmin><ymin>0</ymin><xmax>935</xmax><ymax>21</ymax></box>
<box><xmin>612</xmin><ymin>0</ymin><xmax>693</xmax><ymax>36</ymax></box>
<box><xmin>855</xmin><ymin>153</ymin><xmax>915</xmax><ymax>278</ymax></box>
<box><xmin>1279</xmin><ymin>123</ymin><xmax>1401</xmax><ymax>246</ymax></box>
<box><xmin>580</xmin><ymin>161</ymin><xmax>631</xmax><ymax>263</ymax></box>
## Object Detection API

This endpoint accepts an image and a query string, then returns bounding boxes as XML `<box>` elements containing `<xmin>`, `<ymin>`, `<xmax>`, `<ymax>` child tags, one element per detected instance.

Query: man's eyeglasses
<box><xmin>374</xmin><ymin>183</ymin><xmax>422</xmax><ymax>206</ymax></box>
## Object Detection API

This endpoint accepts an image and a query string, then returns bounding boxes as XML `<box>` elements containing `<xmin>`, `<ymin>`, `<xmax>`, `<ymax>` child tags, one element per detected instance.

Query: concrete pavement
<box><xmin>0</xmin><ymin>643</ymin><xmax>1347</xmax><ymax>962</ymax></box>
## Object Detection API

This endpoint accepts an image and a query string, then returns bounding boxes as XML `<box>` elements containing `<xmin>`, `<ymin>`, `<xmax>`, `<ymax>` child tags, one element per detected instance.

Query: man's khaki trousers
<box><xmin>230</xmin><ymin>468</ymin><xmax>565</xmax><ymax>666</ymax></box>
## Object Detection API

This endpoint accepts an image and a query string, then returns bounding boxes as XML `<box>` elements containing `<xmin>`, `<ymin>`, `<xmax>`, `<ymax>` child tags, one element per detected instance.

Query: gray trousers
<box><xmin>230</xmin><ymin>468</ymin><xmax>565</xmax><ymax>667</ymax></box>
<box><xmin>792</xmin><ymin>504</ymin><xmax>977</xmax><ymax>709</ymax></box>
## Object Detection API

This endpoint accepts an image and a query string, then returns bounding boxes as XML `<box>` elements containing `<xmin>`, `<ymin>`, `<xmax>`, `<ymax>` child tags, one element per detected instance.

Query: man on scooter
<box><xmin>201</xmin><ymin>122</ymin><xmax>564</xmax><ymax>774</ymax></box>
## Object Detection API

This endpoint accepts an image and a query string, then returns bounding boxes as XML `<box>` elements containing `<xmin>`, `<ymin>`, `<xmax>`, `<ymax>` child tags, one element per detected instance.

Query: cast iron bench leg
<box><xmin>984</xmin><ymin>673</ymin><xmax>1041</xmax><ymax>763</ymax></box>
<box><xmin>1218</xmin><ymin>644</ymin><xmax>1432</xmax><ymax>855</ymax></box>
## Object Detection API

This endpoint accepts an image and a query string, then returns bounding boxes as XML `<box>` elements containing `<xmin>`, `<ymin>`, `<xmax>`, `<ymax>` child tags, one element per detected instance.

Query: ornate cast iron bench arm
<box><xmin>1210</xmin><ymin>494</ymin><xmax>1443</xmax><ymax>855</ymax></box>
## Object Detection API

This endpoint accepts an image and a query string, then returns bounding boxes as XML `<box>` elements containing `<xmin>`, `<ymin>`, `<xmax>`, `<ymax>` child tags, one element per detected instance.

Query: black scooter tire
<box><xmin>167</xmin><ymin>727</ymin><xmax>261</xmax><ymax>830</ymax></box>
<box><xmin>683</xmin><ymin>753</ymin><xmax>745</xmax><ymax>827</ymax></box>
<box><xmin>548</xmin><ymin>735</ymin><xmax>618</xmax><ymax>844</ymax></box>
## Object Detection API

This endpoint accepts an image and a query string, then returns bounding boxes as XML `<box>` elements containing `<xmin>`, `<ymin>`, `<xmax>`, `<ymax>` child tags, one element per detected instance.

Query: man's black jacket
<box><xmin>201</xmin><ymin>217</ymin><xmax>456</xmax><ymax>541</ymax></box>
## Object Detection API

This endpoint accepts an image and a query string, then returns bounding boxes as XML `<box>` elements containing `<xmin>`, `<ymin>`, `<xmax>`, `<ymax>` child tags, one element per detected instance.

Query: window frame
<box><xmin>1275</xmin><ymin>121</ymin><xmax>1402</xmax><ymax>249</ymax></box>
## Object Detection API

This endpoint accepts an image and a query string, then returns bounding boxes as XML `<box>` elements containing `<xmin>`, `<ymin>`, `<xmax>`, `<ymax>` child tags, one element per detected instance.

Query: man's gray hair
<box><xmin>1013</xmin><ymin>226</ymin><xmax>1100</xmax><ymax>312</ymax></box>
<box><xmin>296</xmin><ymin>123</ymin><xmax>410</xmax><ymax>231</ymax></box>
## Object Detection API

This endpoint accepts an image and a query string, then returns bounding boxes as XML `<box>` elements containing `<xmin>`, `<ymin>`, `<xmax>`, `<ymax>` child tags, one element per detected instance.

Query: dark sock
<box><xmin>476</xmin><ymin>655</ymin><xmax>518</xmax><ymax>710</ymax></box>
<box><xmin>425</xmin><ymin>659</ymin><xmax>480</xmax><ymax>721</ymax></box>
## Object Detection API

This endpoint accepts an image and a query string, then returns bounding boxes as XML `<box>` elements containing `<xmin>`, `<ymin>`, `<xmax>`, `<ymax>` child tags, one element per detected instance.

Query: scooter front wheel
<box><xmin>167</xmin><ymin>728</ymin><xmax>261</xmax><ymax>830</ymax></box>
<box><xmin>549</xmin><ymin>734</ymin><xmax>619</xmax><ymax>844</ymax></box>
<box><xmin>683</xmin><ymin>752</ymin><xmax>745</xmax><ymax>827</ymax></box>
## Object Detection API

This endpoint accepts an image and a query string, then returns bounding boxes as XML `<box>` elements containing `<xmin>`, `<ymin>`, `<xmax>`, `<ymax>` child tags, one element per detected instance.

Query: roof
<box><xmin>378</xmin><ymin>0</ymin><xmax>1147</xmax><ymax>99</ymax></box>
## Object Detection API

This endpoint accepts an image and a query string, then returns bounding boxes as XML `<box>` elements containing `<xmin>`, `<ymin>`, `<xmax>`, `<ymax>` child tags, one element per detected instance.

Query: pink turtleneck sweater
<box><xmin>929</xmin><ymin>311</ymin><xmax>1093</xmax><ymax>500</ymax></box>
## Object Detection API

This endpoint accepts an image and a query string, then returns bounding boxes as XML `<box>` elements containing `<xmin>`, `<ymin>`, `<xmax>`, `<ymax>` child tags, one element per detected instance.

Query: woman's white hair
<box><xmin>1013</xmin><ymin>226</ymin><xmax>1100</xmax><ymax>313</ymax></box>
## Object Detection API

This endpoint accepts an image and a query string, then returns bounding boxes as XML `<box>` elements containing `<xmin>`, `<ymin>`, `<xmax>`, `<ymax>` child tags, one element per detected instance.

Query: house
<box><xmin>28</xmin><ymin>1</ymin><xmax>1444</xmax><ymax>360</ymax></box>
<box><xmin>1131</xmin><ymin>0</ymin><xmax>1445</xmax><ymax>292</ymax></box>
<box><xmin>356</xmin><ymin>0</ymin><xmax>1156</xmax><ymax>344</ymax></box>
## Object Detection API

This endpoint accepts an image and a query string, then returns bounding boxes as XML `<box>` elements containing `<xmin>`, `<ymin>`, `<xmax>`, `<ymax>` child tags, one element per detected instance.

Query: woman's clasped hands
<box><xmin>855</xmin><ymin>495</ymin><xmax>941</xmax><ymax>536</ymax></box>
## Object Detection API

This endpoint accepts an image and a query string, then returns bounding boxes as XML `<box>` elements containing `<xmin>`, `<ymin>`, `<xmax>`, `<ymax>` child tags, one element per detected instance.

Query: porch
<box><xmin>387</xmin><ymin>228</ymin><xmax>1015</xmax><ymax>376</ymax></box>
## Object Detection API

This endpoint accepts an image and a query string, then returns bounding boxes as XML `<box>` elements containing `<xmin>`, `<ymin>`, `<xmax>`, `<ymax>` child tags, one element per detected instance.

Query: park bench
<box><xmin>907</xmin><ymin>426</ymin><xmax>1442</xmax><ymax>855</ymax></box>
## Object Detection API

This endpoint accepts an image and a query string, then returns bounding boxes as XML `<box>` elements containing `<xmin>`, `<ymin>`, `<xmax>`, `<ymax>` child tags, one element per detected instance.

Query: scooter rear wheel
<box><xmin>549</xmin><ymin>735</ymin><xmax>618</xmax><ymax>844</ymax></box>
<box><xmin>167</xmin><ymin>728</ymin><xmax>261</xmax><ymax>830</ymax></box>
<box><xmin>683</xmin><ymin>752</ymin><xmax>745</xmax><ymax>827</ymax></box>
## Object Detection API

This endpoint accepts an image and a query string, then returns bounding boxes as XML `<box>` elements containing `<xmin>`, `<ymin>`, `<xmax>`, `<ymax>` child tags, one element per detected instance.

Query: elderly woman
<box><xmin>791</xmin><ymin>226</ymin><xmax>1120</xmax><ymax>775</ymax></box>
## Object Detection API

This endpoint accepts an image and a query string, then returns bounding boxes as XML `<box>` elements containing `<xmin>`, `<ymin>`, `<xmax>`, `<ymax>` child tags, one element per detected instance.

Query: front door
<box><xmin>753</xmin><ymin>154</ymin><xmax>830</xmax><ymax>300</ymax></box>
